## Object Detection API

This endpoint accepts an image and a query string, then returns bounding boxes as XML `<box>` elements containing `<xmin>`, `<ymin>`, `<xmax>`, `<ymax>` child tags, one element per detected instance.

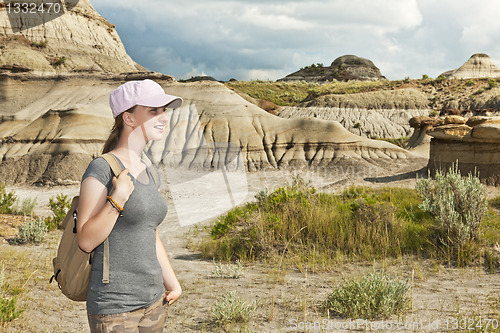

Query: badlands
<box><xmin>0</xmin><ymin>1</ymin><xmax>499</xmax><ymax>333</ymax></box>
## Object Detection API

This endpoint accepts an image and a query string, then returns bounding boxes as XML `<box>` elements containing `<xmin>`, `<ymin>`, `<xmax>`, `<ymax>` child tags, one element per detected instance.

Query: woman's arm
<box><xmin>77</xmin><ymin>168</ymin><xmax>134</xmax><ymax>253</ymax></box>
<box><xmin>156</xmin><ymin>229</ymin><xmax>182</xmax><ymax>305</ymax></box>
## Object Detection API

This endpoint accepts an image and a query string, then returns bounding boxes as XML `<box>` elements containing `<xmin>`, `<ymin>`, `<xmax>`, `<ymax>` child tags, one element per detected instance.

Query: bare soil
<box><xmin>1</xmin><ymin>166</ymin><xmax>500</xmax><ymax>333</ymax></box>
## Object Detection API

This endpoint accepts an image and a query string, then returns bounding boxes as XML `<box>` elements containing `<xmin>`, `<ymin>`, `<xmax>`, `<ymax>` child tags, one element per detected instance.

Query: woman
<box><xmin>77</xmin><ymin>79</ymin><xmax>183</xmax><ymax>332</ymax></box>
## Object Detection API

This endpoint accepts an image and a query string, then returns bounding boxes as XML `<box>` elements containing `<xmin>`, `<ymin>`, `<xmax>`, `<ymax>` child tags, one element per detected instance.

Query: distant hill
<box><xmin>440</xmin><ymin>53</ymin><xmax>500</xmax><ymax>79</ymax></box>
<box><xmin>278</xmin><ymin>55</ymin><xmax>386</xmax><ymax>82</ymax></box>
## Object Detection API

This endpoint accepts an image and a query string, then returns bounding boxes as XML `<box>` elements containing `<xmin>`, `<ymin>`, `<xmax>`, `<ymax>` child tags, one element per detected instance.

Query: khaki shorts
<box><xmin>87</xmin><ymin>294</ymin><xmax>168</xmax><ymax>333</ymax></box>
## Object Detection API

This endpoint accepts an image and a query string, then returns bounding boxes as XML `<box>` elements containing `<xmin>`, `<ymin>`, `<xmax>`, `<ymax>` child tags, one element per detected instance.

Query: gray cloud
<box><xmin>92</xmin><ymin>0</ymin><xmax>500</xmax><ymax>81</ymax></box>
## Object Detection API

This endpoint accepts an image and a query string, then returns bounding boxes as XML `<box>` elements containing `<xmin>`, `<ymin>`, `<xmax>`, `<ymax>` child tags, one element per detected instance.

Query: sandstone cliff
<box><xmin>0</xmin><ymin>73</ymin><xmax>420</xmax><ymax>185</ymax></box>
<box><xmin>0</xmin><ymin>0</ymin><xmax>144</xmax><ymax>74</ymax></box>
<box><xmin>279</xmin><ymin>89</ymin><xmax>431</xmax><ymax>139</ymax></box>
<box><xmin>410</xmin><ymin>115</ymin><xmax>500</xmax><ymax>185</ymax></box>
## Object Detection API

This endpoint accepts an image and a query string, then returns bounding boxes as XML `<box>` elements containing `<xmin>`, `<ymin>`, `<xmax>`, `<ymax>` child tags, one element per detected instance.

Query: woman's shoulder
<box><xmin>87</xmin><ymin>156</ymin><xmax>113</xmax><ymax>172</ymax></box>
<box><xmin>82</xmin><ymin>156</ymin><xmax>114</xmax><ymax>185</ymax></box>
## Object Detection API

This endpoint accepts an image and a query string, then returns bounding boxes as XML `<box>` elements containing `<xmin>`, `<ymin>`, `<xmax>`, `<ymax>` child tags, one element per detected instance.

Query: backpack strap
<box><xmin>101</xmin><ymin>153</ymin><xmax>122</xmax><ymax>178</ymax></box>
<box><xmin>97</xmin><ymin>153</ymin><xmax>123</xmax><ymax>284</ymax></box>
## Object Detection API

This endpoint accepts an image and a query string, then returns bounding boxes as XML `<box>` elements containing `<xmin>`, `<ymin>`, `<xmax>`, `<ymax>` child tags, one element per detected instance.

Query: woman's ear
<box><xmin>122</xmin><ymin>112</ymin><xmax>135</xmax><ymax>129</ymax></box>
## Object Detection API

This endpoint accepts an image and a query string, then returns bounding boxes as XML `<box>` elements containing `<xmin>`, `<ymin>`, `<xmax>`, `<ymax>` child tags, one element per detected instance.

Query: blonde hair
<box><xmin>101</xmin><ymin>106</ymin><xmax>136</xmax><ymax>154</ymax></box>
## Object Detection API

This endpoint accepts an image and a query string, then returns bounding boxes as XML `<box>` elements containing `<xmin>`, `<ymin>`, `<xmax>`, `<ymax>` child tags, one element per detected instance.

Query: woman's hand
<box><xmin>165</xmin><ymin>287</ymin><xmax>182</xmax><ymax>305</ymax></box>
<box><xmin>110</xmin><ymin>168</ymin><xmax>134</xmax><ymax>206</ymax></box>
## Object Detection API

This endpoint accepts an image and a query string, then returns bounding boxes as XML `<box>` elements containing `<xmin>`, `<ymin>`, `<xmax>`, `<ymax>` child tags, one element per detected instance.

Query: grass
<box><xmin>376</xmin><ymin>136</ymin><xmax>411</xmax><ymax>148</ymax></box>
<box><xmin>196</xmin><ymin>180</ymin><xmax>500</xmax><ymax>272</ymax></box>
<box><xmin>211</xmin><ymin>259</ymin><xmax>245</xmax><ymax>279</ymax></box>
<box><xmin>226</xmin><ymin>80</ymin><xmax>400</xmax><ymax>106</ymax></box>
<box><xmin>322</xmin><ymin>270</ymin><xmax>411</xmax><ymax>320</ymax></box>
<box><xmin>0</xmin><ymin>231</ymin><xmax>83</xmax><ymax>332</ymax></box>
<box><xmin>212</xmin><ymin>291</ymin><xmax>256</xmax><ymax>330</ymax></box>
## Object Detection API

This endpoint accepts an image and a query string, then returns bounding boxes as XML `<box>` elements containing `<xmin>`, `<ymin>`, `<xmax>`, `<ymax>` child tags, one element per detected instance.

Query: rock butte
<box><xmin>278</xmin><ymin>55</ymin><xmax>385</xmax><ymax>82</ymax></box>
<box><xmin>410</xmin><ymin>116</ymin><xmax>500</xmax><ymax>186</ymax></box>
<box><xmin>441</xmin><ymin>53</ymin><xmax>500</xmax><ymax>79</ymax></box>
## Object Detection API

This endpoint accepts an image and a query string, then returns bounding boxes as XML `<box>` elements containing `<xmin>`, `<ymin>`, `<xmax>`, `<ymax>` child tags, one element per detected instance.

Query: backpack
<box><xmin>50</xmin><ymin>153</ymin><xmax>122</xmax><ymax>301</ymax></box>
<box><xmin>50</xmin><ymin>153</ymin><xmax>161</xmax><ymax>301</ymax></box>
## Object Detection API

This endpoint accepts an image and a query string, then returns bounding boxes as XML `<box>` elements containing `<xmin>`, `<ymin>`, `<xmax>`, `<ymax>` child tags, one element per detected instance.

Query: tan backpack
<box><xmin>50</xmin><ymin>153</ymin><xmax>122</xmax><ymax>301</ymax></box>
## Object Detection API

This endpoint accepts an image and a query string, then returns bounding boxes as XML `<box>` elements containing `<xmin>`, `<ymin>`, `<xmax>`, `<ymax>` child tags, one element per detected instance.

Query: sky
<box><xmin>91</xmin><ymin>0</ymin><xmax>500</xmax><ymax>82</ymax></box>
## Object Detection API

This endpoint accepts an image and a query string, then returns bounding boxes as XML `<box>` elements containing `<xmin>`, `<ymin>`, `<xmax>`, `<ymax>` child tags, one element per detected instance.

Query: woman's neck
<box><xmin>112</xmin><ymin>129</ymin><xmax>147</xmax><ymax>164</ymax></box>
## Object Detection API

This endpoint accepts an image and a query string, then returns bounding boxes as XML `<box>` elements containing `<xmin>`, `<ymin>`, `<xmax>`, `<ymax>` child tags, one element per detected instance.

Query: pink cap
<box><xmin>109</xmin><ymin>79</ymin><xmax>183</xmax><ymax>118</ymax></box>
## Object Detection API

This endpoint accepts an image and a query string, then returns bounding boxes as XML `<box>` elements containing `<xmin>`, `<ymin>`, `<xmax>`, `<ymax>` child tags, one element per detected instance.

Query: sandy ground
<box><xmin>1</xmin><ymin>161</ymin><xmax>500</xmax><ymax>332</ymax></box>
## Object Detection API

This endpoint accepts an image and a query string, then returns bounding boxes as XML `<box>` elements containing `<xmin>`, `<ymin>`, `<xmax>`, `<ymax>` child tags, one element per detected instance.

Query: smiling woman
<box><xmin>77</xmin><ymin>79</ymin><xmax>184</xmax><ymax>333</ymax></box>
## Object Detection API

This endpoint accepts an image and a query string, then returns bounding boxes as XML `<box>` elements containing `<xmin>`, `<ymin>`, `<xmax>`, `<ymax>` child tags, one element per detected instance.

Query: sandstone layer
<box><xmin>441</xmin><ymin>53</ymin><xmax>500</xmax><ymax>79</ymax></box>
<box><xmin>0</xmin><ymin>73</ymin><xmax>419</xmax><ymax>186</ymax></box>
<box><xmin>0</xmin><ymin>0</ymin><xmax>144</xmax><ymax>74</ymax></box>
<box><xmin>411</xmin><ymin>115</ymin><xmax>500</xmax><ymax>185</ymax></box>
<box><xmin>279</xmin><ymin>89</ymin><xmax>431</xmax><ymax>139</ymax></box>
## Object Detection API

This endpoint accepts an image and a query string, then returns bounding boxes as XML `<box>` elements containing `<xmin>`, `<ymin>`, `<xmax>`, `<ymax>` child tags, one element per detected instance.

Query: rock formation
<box><xmin>440</xmin><ymin>53</ymin><xmax>500</xmax><ymax>79</ymax></box>
<box><xmin>410</xmin><ymin>115</ymin><xmax>500</xmax><ymax>185</ymax></box>
<box><xmin>279</xmin><ymin>89</ymin><xmax>431</xmax><ymax>139</ymax></box>
<box><xmin>0</xmin><ymin>2</ymin><xmax>425</xmax><ymax>186</ymax></box>
<box><xmin>0</xmin><ymin>72</ymin><xmax>421</xmax><ymax>186</ymax></box>
<box><xmin>278</xmin><ymin>55</ymin><xmax>385</xmax><ymax>82</ymax></box>
<box><xmin>0</xmin><ymin>0</ymin><xmax>144</xmax><ymax>74</ymax></box>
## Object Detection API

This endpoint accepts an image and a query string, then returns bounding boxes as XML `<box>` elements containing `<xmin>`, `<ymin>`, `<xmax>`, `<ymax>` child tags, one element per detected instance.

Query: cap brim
<box><xmin>136</xmin><ymin>94</ymin><xmax>183</xmax><ymax>109</ymax></box>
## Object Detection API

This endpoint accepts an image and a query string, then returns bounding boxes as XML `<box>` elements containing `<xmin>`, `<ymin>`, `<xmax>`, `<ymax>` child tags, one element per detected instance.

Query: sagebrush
<box><xmin>416</xmin><ymin>163</ymin><xmax>488</xmax><ymax>260</ymax></box>
<box><xmin>14</xmin><ymin>218</ymin><xmax>48</xmax><ymax>245</ymax></box>
<box><xmin>323</xmin><ymin>270</ymin><xmax>411</xmax><ymax>320</ymax></box>
<box><xmin>212</xmin><ymin>291</ymin><xmax>256</xmax><ymax>326</ymax></box>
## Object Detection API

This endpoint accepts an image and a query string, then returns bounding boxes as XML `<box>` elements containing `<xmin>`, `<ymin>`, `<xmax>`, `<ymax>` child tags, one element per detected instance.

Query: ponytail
<box><xmin>101</xmin><ymin>106</ymin><xmax>136</xmax><ymax>154</ymax></box>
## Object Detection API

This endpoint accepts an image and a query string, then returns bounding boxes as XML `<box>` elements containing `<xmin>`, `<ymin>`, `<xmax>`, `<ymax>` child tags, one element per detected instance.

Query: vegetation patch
<box><xmin>44</xmin><ymin>194</ymin><xmax>71</xmax><ymax>231</ymax></box>
<box><xmin>196</xmin><ymin>173</ymin><xmax>500</xmax><ymax>271</ymax></box>
<box><xmin>376</xmin><ymin>136</ymin><xmax>410</xmax><ymax>148</ymax></box>
<box><xmin>416</xmin><ymin>163</ymin><xmax>489</xmax><ymax>266</ymax></box>
<box><xmin>322</xmin><ymin>270</ymin><xmax>411</xmax><ymax>320</ymax></box>
<box><xmin>212</xmin><ymin>291</ymin><xmax>256</xmax><ymax>329</ymax></box>
<box><xmin>11</xmin><ymin>218</ymin><xmax>47</xmax><ymax>245</ymax></box>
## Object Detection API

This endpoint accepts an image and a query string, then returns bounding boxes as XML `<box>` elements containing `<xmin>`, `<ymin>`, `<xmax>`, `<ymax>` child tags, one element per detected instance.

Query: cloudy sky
<box><xmin>91</xmin><ymin>0</ymin><xmax>500</xmax><ymax>82</ymax></box>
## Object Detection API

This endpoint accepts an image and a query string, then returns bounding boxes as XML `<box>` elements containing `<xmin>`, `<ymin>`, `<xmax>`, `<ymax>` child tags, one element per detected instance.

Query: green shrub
<box><xmin>45</xmin><ymin>194</ymin><xmax>71</xmax><ymax>231</ymax></box>
<box><xmin>198</xmin><ymin>181</ymin><xmax>434</xmax><ymax>270</ymax></box>
<box><xmin>323</xmin><ymin>270</ymin><xmax>411</xmax><ymax>320</ymax></box>
<box><xmin>51</xmin><ymin>56</ymin><xmax>66</xmax><ymax>67</ymax></box>
<box><xmin>30</xmin><ymin>40</ymin><xmax>47</xmax><ymax>48</ymax></box>
<box><xmin>416</xmin><ymin>163</ymin><xmax>487</xmax><ymax>252</ymax></box>
<box><xmin>0</xmin><ymin>296</ymin><xmax>23</xmax><ymax>323</ymax></box>
<box><xmin>490</xmin><ymin>196</ymin><xmax>500</xmax><ymax>210</ymax></box>
<box><xmin>12</xmin><ymin>196</ymin><xmax>37</xmax><ymax>216</ymax></box>
<box><xmin>0</xmin><ymin>184</ymin><xmax>17</xmax><ymax>214</ymax></box>
<box><xmin>0</xmin><ymin>265</ymin><xmax>23</xmax><ymax>323</ymax></box>
<box><xmin>14</xmin><ymin>217</ymin><xmax>48</xmax><ymax>244</ymax></box>
<box><xmin>212</xmin><ymin>291</ymin><xmax>256</xmax><ymax>326</ymax></box>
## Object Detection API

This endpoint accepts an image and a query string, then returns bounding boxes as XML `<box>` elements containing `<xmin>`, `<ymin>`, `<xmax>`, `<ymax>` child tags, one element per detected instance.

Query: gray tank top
<box><xmin>81</xmin><ymin>155</ymin><xmax>168</xmax><ymax>315</ymax></box>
